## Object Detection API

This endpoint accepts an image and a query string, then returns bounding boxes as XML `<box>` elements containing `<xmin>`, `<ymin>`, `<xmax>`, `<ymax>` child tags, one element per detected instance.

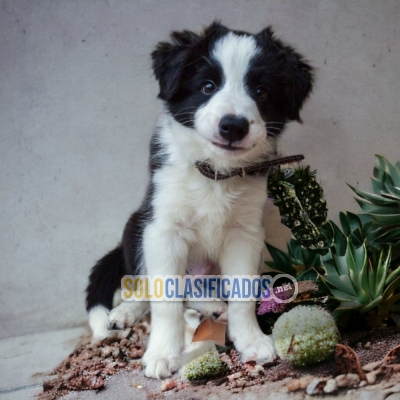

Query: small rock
<box><xmin>111</xmin><ymin>347</ymin><xmax>120</xmax><ymax>357</ymax></box>
<box><xmin>364</xmin><ymin>341</ymin><xmax>371</xmax><ymax>349</ymax></box>
<box><xmin>287</xmin><ymin>379</ymin><xmax>301</xmax><ymax>392</ymax></box>
<box><xmin>366</xmin><ymin>371</ymin><xmax>378</xmax><ymax>384</ymax></box>
<box><xmin>220</xmin><ymin>354</ymin><xmax>233</xmax><ymax>369</ymax></box>
<box><xmin>228</xmin><ymin>372</ymin><xmax>242</xmax><ymax>381</ymax></box>
<box><xmin>299</xmin><ymin>376</ymin><xmax>313</xmax><ymax>389</ymax></box>
<box><xmin>306</xmin><ymin>378</ymin><xmax>326</xmax><ymax>395</ymax></box>
<box><xmin>324</xmin><ymin>379</ymin><xmax>338</xmax><ymax>394</ymax></box>
<box><xmin>236</xmin><ymin>379</ymin><xmax>247</xmax><ymax>388</ymax></box>
<box><xmin>359</xmin><ymin>380</ymin><xmax>367</xmax><ymax>388</ymax></box>
<box><xmin>362</xmin><ymin>361</ymin><xmax>381</xmax><ymax>372</ymax></box>
<box><xmin>118</xmin><ymin>328</ymin><xmax>131</xmax><ymax>339</ymax></box>
<box><xmin>335</xmin><ymin>373</ymin><xmax>360</xmax><ymax>388</ymax></box>
<box><xmin>127</xmin><ymin>359</ymin><xmax>142</xmax><ymax>366</ymax></box>
<box><xmin>100</xmin><ymin>346</ymin><xmax>112</xmax><ymax>357</ymax></box>
<box><xmin>161</xmin><ymin>379</ymin><xmax>178</xmax><ymax>392</ymax></box>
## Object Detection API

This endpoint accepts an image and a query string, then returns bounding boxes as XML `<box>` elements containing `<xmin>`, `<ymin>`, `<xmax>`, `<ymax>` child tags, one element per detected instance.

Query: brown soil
<box><xmin>38</xmin><ymin>322</ymin><xmax>400</xmax><ymax>400</ymax></box>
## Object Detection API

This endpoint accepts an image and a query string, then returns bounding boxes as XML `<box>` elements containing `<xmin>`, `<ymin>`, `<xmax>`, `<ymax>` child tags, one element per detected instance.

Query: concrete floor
<box><xmin>0</xmin><ymin>327</ymin><xmax>87</xmax><ymax>399</ymax></box>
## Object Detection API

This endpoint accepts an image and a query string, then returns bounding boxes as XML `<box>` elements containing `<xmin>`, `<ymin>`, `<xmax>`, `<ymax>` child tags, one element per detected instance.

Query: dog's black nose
<box><xmin>218</xmin><ymin>114</ymin><xmax>249</xmax><ymax>142</ymax></box>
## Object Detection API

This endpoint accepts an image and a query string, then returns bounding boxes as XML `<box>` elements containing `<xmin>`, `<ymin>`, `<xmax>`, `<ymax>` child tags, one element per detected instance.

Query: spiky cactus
<box><xmin>268</xmin><ymin>166</ymin><xmax>330</xmax><ymax>249</ymax></box>
<box><xmin>272</xmin><ymin>306</ymin><xmax>339</xmax><ymax>366</ymax></box>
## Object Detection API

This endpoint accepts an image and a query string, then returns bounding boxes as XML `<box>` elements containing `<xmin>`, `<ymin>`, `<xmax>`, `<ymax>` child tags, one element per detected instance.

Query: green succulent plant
<box><xmin>378</xmin><ymin>276</ymin><xmax>400</xmax><ymax>318</ymax></box>
<box><xmin>264</xmin><ymin>240</ymin><xmax>321</xmax><ymax>280</ymax></box>
<box><xmin>265</xmin><ymin>156</ymin><xmax>400</xmax><ymax>326</ymax></box>
<box><xmin>348</xmin><ymin>155</ymin><xmax>400</xmax><ymax>250</ymax></box>
<box><xmin>319</xmin><ymin>239</ymin><xmax>394</xmax><ymax>312</ymax></box>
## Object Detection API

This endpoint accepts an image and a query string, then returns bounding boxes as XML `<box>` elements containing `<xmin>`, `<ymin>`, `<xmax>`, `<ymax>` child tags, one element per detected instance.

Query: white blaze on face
<box><xmin>194</xmin><ymin>33</ymin><xmax>267</xmax><ymax>156</ymax></box>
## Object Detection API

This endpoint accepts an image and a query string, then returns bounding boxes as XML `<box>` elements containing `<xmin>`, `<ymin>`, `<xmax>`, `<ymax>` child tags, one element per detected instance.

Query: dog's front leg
<box><xmin>221</xmin><ymin>227</ymin><xmax>276</xmax><ymax>363</ymax></box>
<box><xmin>142</xmin><ymin>222</ymin><xmax>188</xmax><ymax>379</ymax></box>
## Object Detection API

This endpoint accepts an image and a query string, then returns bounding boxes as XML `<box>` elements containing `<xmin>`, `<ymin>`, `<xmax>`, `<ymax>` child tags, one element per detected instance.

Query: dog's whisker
<box><xmin>266</xmin><ymin>125</ymin><xmax>284</xmax><ymax>129</ymax></box>
<box><xmin>174</xmin><ymin>106</ymin><xmax>198</xmax><ymax>113</ymax></box>
<box><xmin>266</xmin><ymin>121</ymin><xmax>285</xmax><ymax>125</ymax></box>
<box><xmin>184</xmin><ymin>56</ymin><xmax>206</xmax><ymax>67</ymax></box>
<box><xmin>201</xmin><ymin>55</ymin><xmax>216</xmax><ymax>69</ymax></box>
<box><xmin>175</xmin><ymin>119</ymin><xmax>194</xmax><ymax>125</ymax></box>
<box><xmin>173</xmin><ymin>112</ymin><xmax>193</xmax><ymax>118</ymax></box>
<box><xmin>173</xmin><ymin>107</ymin><xmax>198</xmax><ymax>118</ymax></box>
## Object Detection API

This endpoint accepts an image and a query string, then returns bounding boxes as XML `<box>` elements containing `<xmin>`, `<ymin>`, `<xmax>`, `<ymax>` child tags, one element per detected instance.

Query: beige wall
<box><xmin>1</xmin><ymin>0</ymin><xmax>399</xmax><ymax>338</ymax></box>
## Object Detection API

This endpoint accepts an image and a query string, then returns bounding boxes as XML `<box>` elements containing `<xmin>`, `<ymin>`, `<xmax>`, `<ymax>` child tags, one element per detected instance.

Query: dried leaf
<box><xmin>334</xmin><ymin>344</ymin><xmax>367</xmax><ymax>380</ymax></box>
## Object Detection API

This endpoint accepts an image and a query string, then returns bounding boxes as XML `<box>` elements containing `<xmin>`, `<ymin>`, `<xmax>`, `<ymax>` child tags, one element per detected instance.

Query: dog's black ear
<box><xmin>202</xmin><ymin>20</ymin><xmax>229</xmax><ymax>37</ymax></box>
<box><xmin>285</xmin><ymin>51</ymin><xmax>313</xmax><ymax>122</ymax></box>
<box><xmin>151</xmin><ymin>30</ymin><xmax>200</xmax><ymax>101</ymax></box>
<box><xmin>257</xmin><ymin>27</ymin><xmax>314</xmax><ymax>122</ymax></box>
<box><xmin>152</xmin><ymin>22</ymin><xmax>229</xmax><ymax>101</ymax></box>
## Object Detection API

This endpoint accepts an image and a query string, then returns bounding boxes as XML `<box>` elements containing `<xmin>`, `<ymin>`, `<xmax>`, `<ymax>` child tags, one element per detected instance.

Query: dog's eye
<box><xmin>201</xmin><ymin>81</ymin><xmax>217</xmax><ymax>94</ymax></box>
<box><xmin>256</xmin><ymin>87</ymin><xmax>268</xmax><ymax>101</ymax></box>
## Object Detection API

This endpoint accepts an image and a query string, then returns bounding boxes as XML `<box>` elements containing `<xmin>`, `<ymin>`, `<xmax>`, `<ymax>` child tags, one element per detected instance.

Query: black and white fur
<box><xmin>86</xmin><ymin>22</ymin><xmax>313</xmax><ymax>379</ymax></box>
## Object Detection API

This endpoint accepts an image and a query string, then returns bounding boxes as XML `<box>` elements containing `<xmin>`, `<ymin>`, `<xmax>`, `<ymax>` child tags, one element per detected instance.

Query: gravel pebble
<box><xmin>335</xmin><ymin>373</ymin><xmax>360</xmax><ymax>387</ymax></box>
<box><xmin>161</xmin><ymin>379</ymin><xmax>178</xmax><ymax>392</ymax></box>
<box><xmin>323</xmin><ymin>378</ymin><xmax>337</xmax><ymax>393</ymax></box>
<box><xmin>306</xmin><ymin>378</ymin><xmax>326</xmax><ymax>395</ymax></box>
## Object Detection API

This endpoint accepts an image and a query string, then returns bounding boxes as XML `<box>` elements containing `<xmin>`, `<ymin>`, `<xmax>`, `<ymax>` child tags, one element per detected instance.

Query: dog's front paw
<box><xmin>234</xmin><ymin>331</ymin><xmax>276</xmax><ymax>364</ymax></box>
<box><xmin>143</xmin><ymin>347</ymin><xmax>180</xmax><ymax>379</ymax></box>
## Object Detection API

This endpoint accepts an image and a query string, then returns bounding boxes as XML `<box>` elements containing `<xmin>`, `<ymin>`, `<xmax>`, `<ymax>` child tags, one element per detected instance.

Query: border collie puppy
<box><xmin>86</xmin><ymin>22</ymin><xmax>313</xmax><ymax>379</ymax></box>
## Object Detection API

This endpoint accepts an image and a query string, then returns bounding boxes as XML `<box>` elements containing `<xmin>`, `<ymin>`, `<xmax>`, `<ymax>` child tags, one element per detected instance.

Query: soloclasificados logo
<box><xmin>120</xmin><ymin>274</ymin><xmax>298</xmax><ymax>302</ymax></box>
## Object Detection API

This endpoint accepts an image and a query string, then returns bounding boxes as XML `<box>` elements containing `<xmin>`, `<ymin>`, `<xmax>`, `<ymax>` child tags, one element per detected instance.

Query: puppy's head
<box><xmin>152</xmin><ymin>22</ymin><xmax>313</xmax><ymax>167</ymax></box>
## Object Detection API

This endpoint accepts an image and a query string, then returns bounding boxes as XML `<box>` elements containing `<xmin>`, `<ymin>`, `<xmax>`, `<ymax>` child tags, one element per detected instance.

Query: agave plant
<box><xmin>339</xmin><ymin>211</ymin><xmax>393</xmax><ymax>255</ymax></box>
<box><xmin>319</xmin><ymin>240</ymin><xmax>388</xmax><ymax>313</ymax></box>
<box><xmin>318</xmin><ymin>232</ymin><xmax>400</xmax><ymax>323</ymax></box>
<box><xmin>264</xmin><ymin>240</ymin><xmax>321</xmax><ymax>280</ymax></box>
<box><xmin>347</xmin><ymin>155</ymin><xmax>400</xmax><ymax>250</ymax></box>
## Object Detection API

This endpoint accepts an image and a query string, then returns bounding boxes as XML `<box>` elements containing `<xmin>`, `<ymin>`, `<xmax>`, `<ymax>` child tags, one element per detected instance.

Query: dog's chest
<box><xmin>152</xmin><ymin>164</ymin><xmax>267</xmax><ymax>256</ymax></box>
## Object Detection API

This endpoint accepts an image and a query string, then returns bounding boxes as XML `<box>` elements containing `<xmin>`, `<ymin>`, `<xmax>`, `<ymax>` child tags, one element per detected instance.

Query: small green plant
<box><xmin>182</xmin><ymin>349</ymin><xmax>226</xmax><ymax>381</ymax></box>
